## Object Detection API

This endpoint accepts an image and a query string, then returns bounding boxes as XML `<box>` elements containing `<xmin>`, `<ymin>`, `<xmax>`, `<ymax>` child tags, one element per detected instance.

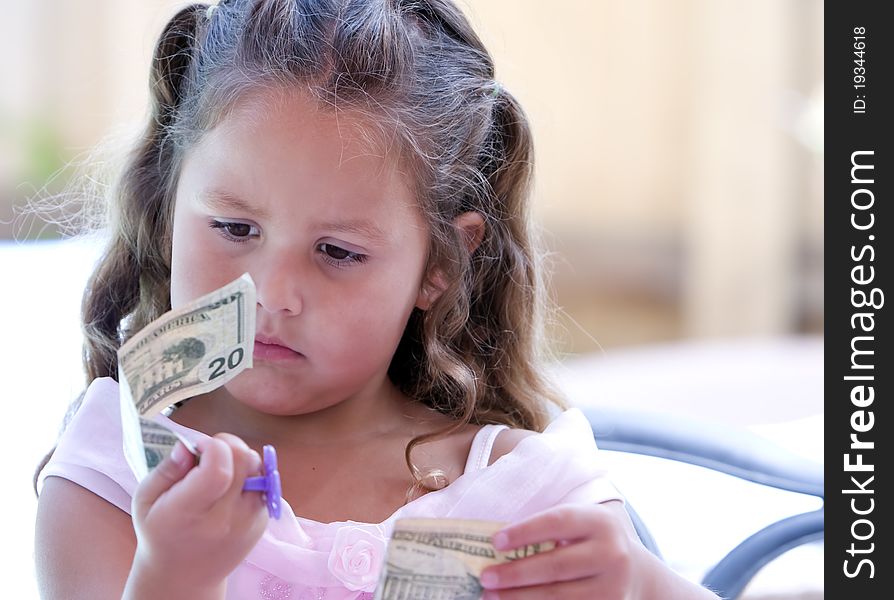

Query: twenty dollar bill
<box><xmin>117</xmin><ymin>273</ymin><xmax>257</xmax><ymax>480</ymax></box>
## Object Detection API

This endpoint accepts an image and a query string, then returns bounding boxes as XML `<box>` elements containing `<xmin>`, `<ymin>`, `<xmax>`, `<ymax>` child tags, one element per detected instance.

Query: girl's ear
<box><xmin>415</xmin><ymin>211</ymin><xmax>485</xmax><ymax>311</ymax></box>
<box><xmin>416</xmin><ymin>268</ymin><xmax>447</xmax><ymax>311</ymax></box>
<box><xmin>454</xmin><ymin>210</ymin><xmax>486</xmax><ymax>255</ymax></box>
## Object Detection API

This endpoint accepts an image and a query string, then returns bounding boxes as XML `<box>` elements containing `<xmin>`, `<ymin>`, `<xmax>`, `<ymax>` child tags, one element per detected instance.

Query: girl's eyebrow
<box><xmin>311</xmin><ymin>218</ymin><xmax>390</xmax><ymax>245</ymax></box>
<box><xmin>199</xmin><ymin>190</ymin><xmax>271</xmax><ymax>219</ymax></box>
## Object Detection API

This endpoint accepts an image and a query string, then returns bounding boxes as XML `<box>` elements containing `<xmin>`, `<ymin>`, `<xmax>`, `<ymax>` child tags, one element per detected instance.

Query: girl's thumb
<box><xmin>132</xmin><ymin>441</ymin><xmax>196</xmax><ymax>517</ymax></box>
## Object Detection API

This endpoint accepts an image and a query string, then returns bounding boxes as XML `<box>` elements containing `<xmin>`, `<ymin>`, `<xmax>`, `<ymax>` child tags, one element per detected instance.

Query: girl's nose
<box><xmin>253</xmin><ymin>255</ymin><xmax>304</xmax><ymax>315</ymax></box>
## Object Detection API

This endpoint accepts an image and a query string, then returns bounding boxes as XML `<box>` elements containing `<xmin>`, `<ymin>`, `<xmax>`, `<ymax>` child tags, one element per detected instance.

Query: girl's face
<box><xmin>170</xmin><ymin>88</ymin><xmax>433</xmax><ymax>416</ymax></box>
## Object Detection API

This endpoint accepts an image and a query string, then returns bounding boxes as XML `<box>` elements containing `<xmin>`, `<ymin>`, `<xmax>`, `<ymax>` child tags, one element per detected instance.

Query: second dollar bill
<box><xmin>374</xmin><ymin>518</ymin><xmax>555</xmax><ymax>600</ymax></box>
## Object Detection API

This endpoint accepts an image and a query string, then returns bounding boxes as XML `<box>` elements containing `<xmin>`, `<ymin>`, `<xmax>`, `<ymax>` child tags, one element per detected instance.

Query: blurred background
<box><xmin>1</xmin><ymin>1</ymin><xmax>823</xmax><ymax>598</ymax></box>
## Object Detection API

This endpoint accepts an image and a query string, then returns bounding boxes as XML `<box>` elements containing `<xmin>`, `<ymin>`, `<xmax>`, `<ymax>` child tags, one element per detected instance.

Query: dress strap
<box><xmin>464</xmin><ymin>424</ymin><xmax>510</xmax><ymax>474</ymax></box>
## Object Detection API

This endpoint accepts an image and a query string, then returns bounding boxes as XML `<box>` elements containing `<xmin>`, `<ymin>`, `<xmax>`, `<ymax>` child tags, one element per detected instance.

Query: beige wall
<box><xmin>1</xmin><ymin>0</ymin><xmax>823</xmax><ymax>353</ymax></box>
<box><xmin>459</xmin><ymin>1</ymin><xmax>823</xmax><ymax>350</ymax></box>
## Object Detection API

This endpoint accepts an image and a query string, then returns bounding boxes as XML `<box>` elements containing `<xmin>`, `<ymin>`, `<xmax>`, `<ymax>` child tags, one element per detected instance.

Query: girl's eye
<box><xmin>209</xmin><ymin>220</ymin><xmax>258</xmax><ymax>243</ymax></box>
<box><xmin>319</xmin><ymin>243</ymin><xmax>367</xmax><ymax>268</ymax></box>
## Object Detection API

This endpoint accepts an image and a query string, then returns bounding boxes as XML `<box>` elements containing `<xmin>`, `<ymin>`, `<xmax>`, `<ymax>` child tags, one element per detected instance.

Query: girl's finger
<box><xmin>493</xmin><ymin>504</ymin><xmax>614</xmax><ymax>551</ymax></box>
<box><xmin>480</xmin><ymin>574</ymin><xmax>599</xmax><ymax>600</ymax></box>
<box><xmin>132</xmin><ymin>440</ymin><xmax>196</xmax><ymax>519</ymax></box>
<box><xmin>165</xmin><ymin>436</ymin><xmax>235</xmax><ymax>512</ymax></box>
<box><xmin>213</xmin><ymin>433</ymin><xmax>263</xmax><ymax>506</ymax></box>
<box><xmin>480</xmin><ymin>539</ymin><xmax>597</xmax><ymax>590</ymax></box>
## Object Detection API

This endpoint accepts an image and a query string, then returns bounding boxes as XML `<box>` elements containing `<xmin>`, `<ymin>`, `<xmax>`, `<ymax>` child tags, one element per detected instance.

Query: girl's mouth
<box><xmin>253</xmin><ymin>339</ymin><xmax>303</xmax><ymax>361</ymax></box>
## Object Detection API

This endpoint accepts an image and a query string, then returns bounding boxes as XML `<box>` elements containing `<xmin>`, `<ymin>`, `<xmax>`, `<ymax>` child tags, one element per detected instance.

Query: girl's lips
<box><xmin>253</xmin><ymin>340</ymin><xmax>303</xmax><ymax>361</ymax></box>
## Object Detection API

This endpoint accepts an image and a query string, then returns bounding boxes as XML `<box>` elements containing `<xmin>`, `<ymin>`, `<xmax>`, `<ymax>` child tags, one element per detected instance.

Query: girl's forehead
<box><xmin>209</xmin><ymin>86</ymin><xmax>400</xmax><ymax>162</ymax></box>
<box><xmin>182</xmin><ymin>87</ymin><xmax>424</xmax><ymax>221</ymax></box>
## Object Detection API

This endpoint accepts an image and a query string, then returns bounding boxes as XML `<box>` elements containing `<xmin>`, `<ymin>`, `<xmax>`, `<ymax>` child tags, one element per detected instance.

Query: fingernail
<box><xmin>170</xmin><ymin>442</ymin><xmax>193</xmax><ymax>468</ymax></box>
<box><xmin>492</xmin><ymin>531</ymin><xmax>509</xmax><ymax>550</ymax></box>
<box><xmin>480</xmin><ymin>570</ymin><xmax>498</xmax><ymax>589</ymax></box>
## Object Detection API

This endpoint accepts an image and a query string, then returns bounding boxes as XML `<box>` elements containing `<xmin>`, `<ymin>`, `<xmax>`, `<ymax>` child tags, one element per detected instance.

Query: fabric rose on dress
<box><xmin>327</xmin><ymin>525</ymin><xmax>386</xmax><ymax>591</ymax></box>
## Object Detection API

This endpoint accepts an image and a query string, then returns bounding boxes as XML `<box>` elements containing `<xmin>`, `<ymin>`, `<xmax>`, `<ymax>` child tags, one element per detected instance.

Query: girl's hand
<box><xmin>480</xmin><ymin>503</ymin><xmax>640</xmax><ymax>600</ymax></box>
<box><xmin>125</xmin><ymin>434</ymin><xmax>269</xmax><ymax>596</ymax></box>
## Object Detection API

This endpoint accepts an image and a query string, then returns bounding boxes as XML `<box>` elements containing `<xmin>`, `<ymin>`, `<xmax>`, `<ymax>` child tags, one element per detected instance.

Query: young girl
<box><xmin>34</xmin><ymin>1</ymin><xmax>720</xmax><ymax>599</ymax></box>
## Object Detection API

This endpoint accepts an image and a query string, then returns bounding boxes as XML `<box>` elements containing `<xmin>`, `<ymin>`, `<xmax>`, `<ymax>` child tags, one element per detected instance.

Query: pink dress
<box><xmin>38</xmin><ymin>377</ymin><xmax>623</xmax><ymax>600</ymax></box>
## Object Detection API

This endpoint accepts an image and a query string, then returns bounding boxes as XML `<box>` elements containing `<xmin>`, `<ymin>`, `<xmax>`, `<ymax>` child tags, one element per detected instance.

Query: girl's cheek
<box><xmin>170</xmin><ymin>242</ymin><xmax>224</xmax><ymax>307</ymax></box>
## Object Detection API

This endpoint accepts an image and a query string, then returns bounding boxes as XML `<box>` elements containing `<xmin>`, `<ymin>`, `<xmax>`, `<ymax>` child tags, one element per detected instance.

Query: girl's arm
<box><xmin>35</xmin><ymin>477</ymin><xmax>137</xmax><ymax>599</ymax></box>
<box><xmin>36</xmin><ymin>435</ymin><xmax>267</xmax><ymax>600</ymax></box>
<box><xmin>35</xmin><ymin>476</ymin><xmax>226</xmax><ymax>600</ymax></box>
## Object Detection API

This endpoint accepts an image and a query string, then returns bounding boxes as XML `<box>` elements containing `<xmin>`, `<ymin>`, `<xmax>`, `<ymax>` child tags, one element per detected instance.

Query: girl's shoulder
<box><xmin>481</xmin><ymin>406</ymin><xmax>595</xmax><ymax>466</ymax></box>
<box><xmin>482</xmin><ymin>407</ymin><xmax>598</xmax><ymax>467</ymax></box>
<box><xmin>487</xmin><ymin>427</ymin><xmax>538</xmax><ymax>467</ymax></box>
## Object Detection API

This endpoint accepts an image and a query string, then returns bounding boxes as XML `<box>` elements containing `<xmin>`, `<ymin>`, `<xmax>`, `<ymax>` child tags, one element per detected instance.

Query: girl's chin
<box><xmin>224</xmin><ymin>377</ymin><xmax>317</xmax><ymax>415</ymax></box>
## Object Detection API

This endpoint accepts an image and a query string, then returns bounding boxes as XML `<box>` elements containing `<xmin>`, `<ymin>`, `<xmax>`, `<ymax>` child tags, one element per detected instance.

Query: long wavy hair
<box><xmin>35</xmin><ymin>0</ymin><xmax>568</xmax><ymax>497</ymax></box>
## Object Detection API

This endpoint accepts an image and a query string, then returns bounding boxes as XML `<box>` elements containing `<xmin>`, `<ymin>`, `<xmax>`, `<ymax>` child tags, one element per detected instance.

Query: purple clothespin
<box><xmin>243</xmin><ymin>445</ymin><xmax>282</xmax><ymax>519</ymax></box>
